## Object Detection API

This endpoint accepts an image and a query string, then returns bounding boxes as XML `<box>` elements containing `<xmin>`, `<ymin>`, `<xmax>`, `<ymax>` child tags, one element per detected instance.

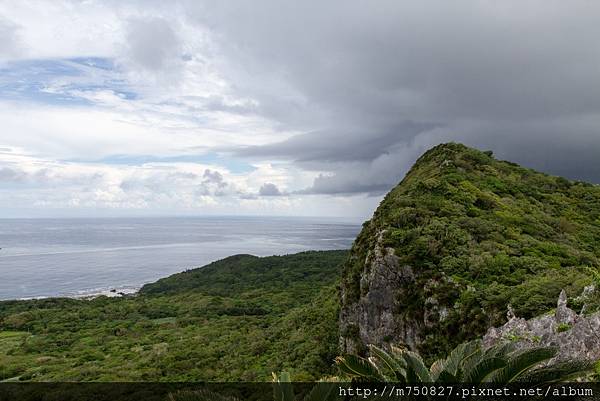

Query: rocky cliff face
<box><xmin>483</xmin><ymin>288</ymin><xmax>600</xmax><ymax>363</ymax></box>
<box><xmin>339</xmin><ymin>230</ymin><xmax>421</xmax><ymax>354</ymax></box>
<box><xmin>339</xmin><ymin>143</ymin><xmax>600</xmax><ymax>360</ymax></box>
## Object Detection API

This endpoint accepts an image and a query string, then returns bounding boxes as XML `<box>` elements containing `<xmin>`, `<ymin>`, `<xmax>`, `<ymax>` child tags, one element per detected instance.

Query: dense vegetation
<box><xmin>3</xmin><ymin>142</ymin><xmax>600</xmax><ymax>384</ymax></box>
<box><xmin>0</xmin><ymin>251</ymin><xmax>347</xmax><ymax>381</ymax></box>
<box><xmin>342</xmin><ymin>143</ymin><xmax>599</xmax><ymax>360</ymax></box>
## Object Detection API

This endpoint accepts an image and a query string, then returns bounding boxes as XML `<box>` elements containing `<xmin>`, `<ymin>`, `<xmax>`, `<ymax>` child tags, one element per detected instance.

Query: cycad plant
<box><xmin>167</xmin><ymin>340</ymin><xmax>591</xmax><ymax>401</ymax></box>
<box><xmin>335</xmin><ymin>339</ymin><xmax>591</xmax><ymax>383</ymax></box>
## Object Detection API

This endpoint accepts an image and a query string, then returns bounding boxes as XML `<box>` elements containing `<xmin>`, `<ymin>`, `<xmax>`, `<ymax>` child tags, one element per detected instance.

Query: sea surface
<box><xmin>0</xmin><ymin>217</ymin><xmax>361</xmax><ymax>300</ymax></box>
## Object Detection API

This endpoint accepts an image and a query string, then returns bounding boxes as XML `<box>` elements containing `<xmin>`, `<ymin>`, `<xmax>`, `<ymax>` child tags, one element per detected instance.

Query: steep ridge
<box><xmin>339</xmin><ymin>143</ymin><xmax>600</xmax><ymax>361</ymax></box>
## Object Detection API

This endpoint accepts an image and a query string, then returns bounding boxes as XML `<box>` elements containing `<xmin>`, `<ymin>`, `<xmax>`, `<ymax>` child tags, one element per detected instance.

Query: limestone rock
<box><xmin>339</xmin><ymin>230</ymin><xmax>421</xmax><ymax>354</ymax></box>
<box><xmin>483</xmin><ymin>290</ymin><xmax>600</xmax><ymax>363</ymax></box>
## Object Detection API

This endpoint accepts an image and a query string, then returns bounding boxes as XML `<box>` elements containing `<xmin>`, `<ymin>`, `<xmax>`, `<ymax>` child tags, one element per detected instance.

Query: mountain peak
<box><xmin>340</xmin><ymin>142</ymin><xmax>600</xmax><ymax>360</ymax></box>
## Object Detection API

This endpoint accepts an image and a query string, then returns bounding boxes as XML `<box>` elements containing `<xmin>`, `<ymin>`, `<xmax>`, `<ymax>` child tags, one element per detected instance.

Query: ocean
<box><xmin>0</xmin><ymin>216</ymin><xmax>361</xmax><ymax>300</ymax></box>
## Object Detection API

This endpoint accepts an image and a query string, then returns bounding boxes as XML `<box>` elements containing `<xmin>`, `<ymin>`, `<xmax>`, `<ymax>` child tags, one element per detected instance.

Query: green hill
<box><xmin>0</xmin><ymin>251</ymin><xmax>346</xmax><ymax>381</ymax></box>
<box><xmin>340</xmin><ymin>143</ymin><xmax>599</xmax><ymax>361</ymax></box>
<box><xmin>3</xmin><ymin>142</ymin><xmax>600</xmax><ymax>382</ymax></box>
<box><xmin>140</xmin><ymin>251</ymin><xmax>343</xmax><ymax>298</ymax></box>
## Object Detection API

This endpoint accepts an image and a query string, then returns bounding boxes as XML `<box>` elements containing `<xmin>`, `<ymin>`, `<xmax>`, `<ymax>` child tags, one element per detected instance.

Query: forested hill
<box><xmin>0</xmin><ymin>251</ymin><xmax>347</xmax><ymax>381</ymax></box>
<box><xmin>340</xmin><ymin>142</ymin><xmax>600</xmax><ymax>361</ymax></box>
<box><xmin>140</xmin><ymin>250</ymin><xmax>346</xmax><ymax>297</ymax></box>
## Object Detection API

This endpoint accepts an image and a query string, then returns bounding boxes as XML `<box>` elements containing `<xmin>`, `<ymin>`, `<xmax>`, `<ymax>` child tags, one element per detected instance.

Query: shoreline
<box><xmin>13</xmin><ymin>286</ymin><xmax>141</xmax><ymax>301</ymax></box>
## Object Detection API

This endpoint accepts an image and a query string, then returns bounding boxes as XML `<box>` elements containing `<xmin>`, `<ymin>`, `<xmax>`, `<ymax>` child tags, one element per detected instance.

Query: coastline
<box><xmin>15</xmin><ymin>286</ymin><xmax>141</xmax><ymax>301</ymax></box>
<box><xmin>0</xmin><ymin>217</ymin><xmax>360</xmax><ymax>302</ymax></box>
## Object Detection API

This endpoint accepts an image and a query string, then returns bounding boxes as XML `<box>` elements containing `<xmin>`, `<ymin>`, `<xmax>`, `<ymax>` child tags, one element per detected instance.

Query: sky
<box><xmin>0</xmin><ymin>1</ymin><xmax>599</xmax><ymax>219</ymax></box>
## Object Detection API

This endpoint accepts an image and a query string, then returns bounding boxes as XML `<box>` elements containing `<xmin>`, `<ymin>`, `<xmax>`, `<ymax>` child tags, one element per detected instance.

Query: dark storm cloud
<box><xmin>237</xmin><ymin>121</ymin><xmax>438</xmax><ymax>164</ymax></box>
<box><xmin>295</xmin><ymin>175</ymin><xmax>391</xmax><ymax>196</ymax></box>
<box><xmin>186</xmin><ymin>1</ymin><xmax>600</xmax><ymax>194</ymax></box>
<box><xmin>258</xmin><ymin>182</ymin><xmax>282</xmax><ymax>196</ymax></box>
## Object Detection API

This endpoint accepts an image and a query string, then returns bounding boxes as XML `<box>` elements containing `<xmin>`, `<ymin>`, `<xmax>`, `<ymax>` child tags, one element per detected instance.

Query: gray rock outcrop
<box><xmin>339</xmin><ymin>229</ymin><xmax>461</xmax><ymax>354</ymax></box>
<box><xmin>339</xmin><ymin>230</ymin><xmax>422</xmax><ymax>354</ymax></box>
<box><xmin>483</xmin><ymin>289</ymin><xmax>600</xmax><ymax>363</ymax></box>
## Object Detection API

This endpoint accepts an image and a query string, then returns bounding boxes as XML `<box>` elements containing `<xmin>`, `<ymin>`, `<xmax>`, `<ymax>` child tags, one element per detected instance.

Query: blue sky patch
<box><xmin>0</xmin><ymin>57</ymin><xmax>136</xmax><ymax>105</ymax></box>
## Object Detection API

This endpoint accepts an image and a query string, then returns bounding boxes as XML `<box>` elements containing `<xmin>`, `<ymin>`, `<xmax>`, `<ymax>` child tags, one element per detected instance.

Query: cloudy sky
<box><xmin>1</xmin><ymin>1</ymin><xmax>599</xmax><ymax>219</ymax></box>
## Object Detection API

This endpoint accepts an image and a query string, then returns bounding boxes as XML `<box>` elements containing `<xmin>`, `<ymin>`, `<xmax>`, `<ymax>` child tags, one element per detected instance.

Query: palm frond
<box><xmin>429</xmin><ymin>358</ymin><xmax>448</xmax><ymax>382</ymax></box>
<box><xmin>486</xmin><ymin>347</ymin><xmax>558</xmax><ymax>383</ymax></box>
<box><xmin>462</xmin><ymin>356</ymin><xmax>506</xmax><ymax>383</ymax></box>
<box><xmin>516</xmin><ymin>360</ymin><xmax>594</xmax><ymax>384</ymax></box>
<box><xmin>402</xmin><ymin>350</ymin><xmax>433</xmax><ymax>382</ymax></box>
<box><xmin>367</xmin><ymin>344</ymin><xmax>407</xmax><ymax>381</ymax></box>
<box><xmin>339</xmin><ymin>340</ymin><xmax>588</xmax><ymax>386</ymax></box>
<box><xmin>335</xmin><ymin>354</ymin><xmax>380</xmax><ymax>380</ymax></box>
<box><xmin>443</xmin><ymin>340</ymin><xmax>481</xmax><ymax>378</ymax></box>
<box><xmin>485</xmin><ymin>342</ymin><xmax>517</xmax><ymax>358</ymax></box>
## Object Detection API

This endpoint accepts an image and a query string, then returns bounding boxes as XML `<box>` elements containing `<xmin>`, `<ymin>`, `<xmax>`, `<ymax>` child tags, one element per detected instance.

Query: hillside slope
<box><xmin>340</xmin><ymin>143</ymin><xmax>599</xmax><ymax>361</ymax></box>
<box><xmin>140</xmin><ymin>251</ymin><xmax>342</xmax><ymax>299</ymax></box>
<box><xmin>0</xmin><ymin>251</ymin><xmax>347</xmax><ymax>381</ymax></box>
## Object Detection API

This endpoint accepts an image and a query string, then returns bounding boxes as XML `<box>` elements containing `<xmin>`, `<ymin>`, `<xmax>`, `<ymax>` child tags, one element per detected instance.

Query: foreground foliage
<box><xmin>336</xmin><ymin>340</ymin><xmax>592</xmax><ymax>383</ymax></box>
<box><xmin>165</xmin><ymin>340</ymin><xmax>593</xmax><ymax>401</ymax></box>
<box><xmin>0</xmin><ymin>251</ymin><xmax>347</xmax><ymax>381</ymax></box>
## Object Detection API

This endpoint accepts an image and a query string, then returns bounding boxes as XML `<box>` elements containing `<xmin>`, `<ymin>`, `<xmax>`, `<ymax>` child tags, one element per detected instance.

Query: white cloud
<box><xmin>0</xmin><ymin>16</ymin><xmax>22</xmax><ymax>60</ymax></box>
<box><xmin>0</xmin><ymin>1</ymin><xmax>367</xmax><ymax>217</ymax></box>
<box><xmin>0</xmin><ymin>146</ymin><xmax>363</xmax><ymax>217</ymax></box>
<box><xmin>0</xmin><ymin>1</ymin><xmax>120</xmax><ymax>60</ymax></box>
<box><xmin>0</xmin><ymin>96</ymin><xmax>290</xmax><ymax>160</ymax></box>
<box><xmin>2</xmin><ymin>0</ymin><xmax>597</xmax><ymax>218</ymax></box>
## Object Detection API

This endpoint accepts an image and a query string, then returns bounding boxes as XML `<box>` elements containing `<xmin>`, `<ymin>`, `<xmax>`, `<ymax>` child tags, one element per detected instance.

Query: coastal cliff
<box><xmin>339</xmin><ymin>143</ymin><xmax>600</xmax><ymax>360</ymax></box>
